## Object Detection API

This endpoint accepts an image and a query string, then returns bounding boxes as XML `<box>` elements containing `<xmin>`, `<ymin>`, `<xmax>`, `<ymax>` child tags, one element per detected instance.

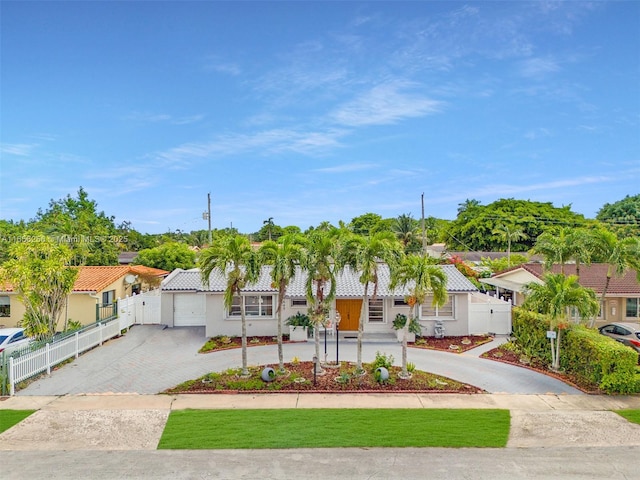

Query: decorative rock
<box><xmin>375</xmin><ymin>366</ymin><xmax>389</xmax><ymax>382</ymax></box>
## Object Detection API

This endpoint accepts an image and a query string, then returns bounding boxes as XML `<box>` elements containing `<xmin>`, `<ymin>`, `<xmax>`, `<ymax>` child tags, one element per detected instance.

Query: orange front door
<box><xmin>336</xmin><ymin>299</ymin><xmax>362</xmax><ymax>331</ymax></box>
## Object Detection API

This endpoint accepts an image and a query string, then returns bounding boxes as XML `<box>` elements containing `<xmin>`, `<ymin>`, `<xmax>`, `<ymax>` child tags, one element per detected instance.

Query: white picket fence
<box><xmin>8</xmin><ymin>315</ymin><xmax>133</xmax><ymax>395</ymax></box>
<box><xmin>6</xmin><ymin>290</ymin><xmax>161</xmax><ymax>395</ymax></box>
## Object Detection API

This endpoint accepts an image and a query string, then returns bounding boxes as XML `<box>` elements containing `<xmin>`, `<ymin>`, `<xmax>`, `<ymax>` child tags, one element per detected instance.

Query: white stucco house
<box><xmin>160</xmin><ymin>264</ymin><xmax>511</xmax><ymax>338</ymax></box>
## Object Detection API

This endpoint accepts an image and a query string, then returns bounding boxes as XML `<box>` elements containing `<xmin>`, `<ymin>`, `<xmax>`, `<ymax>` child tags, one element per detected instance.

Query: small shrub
<box><xmin>336</xmin><ymin>372</ymin><xmax>351</xmax><ymax>384</ymax></box>
<box><xmin>371</xmin><ymin>351</ymin><xmax>394</xmax><ymax>371</ymax></box>
<box><xmin>407</xmin><ymin>362</ymin><xmax>416</xmax><ymax>373</ymax></box>
<box><xmin>392</xmin><ymin>314</ymin><xmax>422</xmax><ymax>335</ymax></box>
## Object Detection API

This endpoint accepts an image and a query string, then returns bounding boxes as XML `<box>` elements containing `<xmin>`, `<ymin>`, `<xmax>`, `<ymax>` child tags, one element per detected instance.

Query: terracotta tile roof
<box><xmin>497</xmin><ymin>263</ymin><xmax>640</xmax><ymax>296</ymax></box>
<box><xmin>1</xmin><ymin>266</ymin><xmax>170</xmax><ymax>293</ymax></box>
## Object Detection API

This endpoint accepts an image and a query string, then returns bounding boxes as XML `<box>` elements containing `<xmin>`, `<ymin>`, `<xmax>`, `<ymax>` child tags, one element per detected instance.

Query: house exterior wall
<box><xmin>171</xmin><ymin>291</ymin><xmax>483</xmax><ymax>338</ymax></box>
<box><xmin>0</xmin><ymin>293</ymin><xmax>26</xmax><ymax>328</ymax></box>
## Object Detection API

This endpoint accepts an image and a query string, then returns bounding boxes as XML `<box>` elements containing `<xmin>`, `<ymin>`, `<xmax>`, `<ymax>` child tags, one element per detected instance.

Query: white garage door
<box><xmin>173</xmin><ymin>294</ymin><xmax>206</xmax><ymax>326</ymax></box>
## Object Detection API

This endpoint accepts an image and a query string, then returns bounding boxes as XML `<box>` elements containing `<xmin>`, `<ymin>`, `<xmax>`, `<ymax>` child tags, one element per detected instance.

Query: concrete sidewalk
<box><xmin>1</xmin><ymin>393</ymin><xmax>639</xmax><ymax>451</ymax></box>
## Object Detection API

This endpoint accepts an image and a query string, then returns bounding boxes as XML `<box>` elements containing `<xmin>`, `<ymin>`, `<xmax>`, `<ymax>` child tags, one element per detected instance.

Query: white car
<box><xmin>0</xmin><ymin>328</ymin><xmax>32</xmax><ymax>355</ymax></box>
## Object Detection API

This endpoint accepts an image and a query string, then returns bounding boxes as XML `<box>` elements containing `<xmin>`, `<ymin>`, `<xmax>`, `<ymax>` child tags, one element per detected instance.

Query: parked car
<box><xmin>0</xmin><ymin>327</ymin><xmax>32</xmax><ymax>355</ymax></box>
<box><xmin>598</xmin><ymin>322</ymin><xmax>640</xmax><ymax>353</ymax></box>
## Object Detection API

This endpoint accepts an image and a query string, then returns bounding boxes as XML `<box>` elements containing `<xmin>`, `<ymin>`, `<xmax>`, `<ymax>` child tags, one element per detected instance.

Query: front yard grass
<box><xmin>157</xmin><ymin>408</ymin><xmax>510</xmax><ymax>449</ymax></box>
<box><xmin>0</xmin><ymin>409</ymin><xmax>35</xmax><ymax>433</ymax></box>
<box><xmin>615</xmin><ymin>409</ymin><xmax>640</xmax><ymax>425</ymax></box>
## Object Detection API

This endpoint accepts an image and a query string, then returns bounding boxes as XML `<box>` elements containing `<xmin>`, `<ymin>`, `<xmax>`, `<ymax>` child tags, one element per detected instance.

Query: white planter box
<box><xmin>396</xmin><ymin>329</ymin><xmax>415</xmax><ymax>343</ymax></box>
<box><xmin>289</xmin><ymin>326</ymin><xmax>309</xmax><ymax>342</ymax></box>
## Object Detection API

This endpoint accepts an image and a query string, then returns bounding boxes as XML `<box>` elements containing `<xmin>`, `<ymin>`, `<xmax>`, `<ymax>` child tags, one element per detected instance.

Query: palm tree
<box><xmin>389</xmin><ymin>254</ymin><xmax>448</xmax><ymax>378</ymax></box>
<box><xmin>493</xmin><ymin>223</ymin><xmax>528</xmax><ymax>268</ymax></box>
<box><xmin>263</xmin><ymin>217</ymin><xmax>274</xmax><ymax>241</ymax></box>
<box><xmin>198</xmin><ymin>235</ymin><xmax>260</xmax><ymax>376</ymax></box>
<box><xmin>259</xmin><ymin>234</ymin><xmax>304</xmax><ymax>372</ymax></box>
<box><xmin>340</xmin><ymin>231</ymin><xmax>403</xmax><ymax>371</ymax></box>
<box><xmin>523</xmin><ymin>273</ymin><xmax>600</xmax><ymax>370</ymax></box>
<box><xmin>530</xmin><ymin>228</ymin><xmax>574</xmax><ymax>274</ymax></box>
<box><xmin>588</xmin><ymin>230</ymin><xmax>640</xmax><ymax>325</ymax></box>
<box><xmin>392</xmin><ymin>214</ymin><xmax>418</xmax><ymax>251</ymax></box>
<box><xmin>302</xmin><ymin>228</ymin><xmax>340</xmax><ymax>372</ymax></box>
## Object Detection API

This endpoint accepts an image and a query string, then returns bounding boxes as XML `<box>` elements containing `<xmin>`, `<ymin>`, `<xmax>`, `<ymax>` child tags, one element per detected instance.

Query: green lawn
<box><xmin>0</xmin><ymin>410</ymin><xmax>35</xmax><ymax>434</ymax></box>
<box><xmin>616</xmin><ymin>409</ymin><xmax>640</xmax><ymax>425</ymax></box>
<box><xmin>158</xmin><ymin>408</ymin><xmax>510</xmax><ymax>449</ymax></box>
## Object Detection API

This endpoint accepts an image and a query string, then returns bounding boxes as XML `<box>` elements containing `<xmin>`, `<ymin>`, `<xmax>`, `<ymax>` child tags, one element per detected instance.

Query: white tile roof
<box><xmin>162</xmin><ymin>264</ymin><xmax>477</xmax><ymax>296</ymax></box>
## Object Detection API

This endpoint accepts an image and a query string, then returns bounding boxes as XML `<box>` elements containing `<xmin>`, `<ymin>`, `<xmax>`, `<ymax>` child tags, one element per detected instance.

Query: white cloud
<box><xmin>519</xmin><ymin>57</ymin><xmax>561</xmax><ymax>78</ymax></box>
<box><xmin>0</xmin><ymin>143</ymin><xmax>37</xmax><ymax>156</ymax></box>
<box><xmin>331</xmin><ymin>81</ymin><xmax>443</xmax><ymax>127</ymax></box>
<box><xmin>313</xmin><ymin>163</ymin><xmax>377</xmax><ymax>174</ymax></box>
<box><xmin>155</xmin><ymin>128</ymin><xmax>349</xmax><ymax>165</ymax></box>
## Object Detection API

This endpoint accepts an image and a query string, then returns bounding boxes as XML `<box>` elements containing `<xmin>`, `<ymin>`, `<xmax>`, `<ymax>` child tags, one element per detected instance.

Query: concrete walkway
<box><xmin>1</xmin><ymin>393</ymin><xmax>639</xmax><ymax>452</ymax></box>
<box><xmin>18</xmin><ymin>325</ymin><xmax>581</xmax><ymax>395</ymax></box>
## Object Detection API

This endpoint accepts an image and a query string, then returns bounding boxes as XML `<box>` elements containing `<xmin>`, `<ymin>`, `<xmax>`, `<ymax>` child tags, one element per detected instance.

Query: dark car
<box><xmin>598</xmin><ymin>322</ymin><xmax>640</xmax><ymax>353</ymax></box>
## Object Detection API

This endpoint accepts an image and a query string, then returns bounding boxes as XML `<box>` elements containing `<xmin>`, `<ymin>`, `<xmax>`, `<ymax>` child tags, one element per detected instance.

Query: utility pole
<box><xmin>421</xmin><ymin>193</ymin><xmax>427</xmax><ymax>257</ymax></box>
<box><xmin>207</xmin><ymin>192</ymin><xmax>212</xmax><ymax>246</ymax></box>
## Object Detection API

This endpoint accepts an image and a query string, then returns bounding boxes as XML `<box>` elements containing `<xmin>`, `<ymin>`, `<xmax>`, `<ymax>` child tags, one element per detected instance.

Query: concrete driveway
<box><xmin>18</xmin><ymin>325</ymin><xmax>581</xmax><ymax>395</ymax></box>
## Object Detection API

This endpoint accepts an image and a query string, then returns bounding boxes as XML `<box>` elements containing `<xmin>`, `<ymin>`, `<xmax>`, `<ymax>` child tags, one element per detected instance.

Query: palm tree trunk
<box><xmin>240</xmin><ymin>299</ymin><xmax>249</xmax><ymax>377</ymax></box>
<box><xmin>357</xmin><ymin>282</ymin><xmax>369</xmax><ymax>371</ymax></box>
<box><xmin>277</xmin><ymin>292</ymin><xmax>284</xmax><ymax>372</ymax></box>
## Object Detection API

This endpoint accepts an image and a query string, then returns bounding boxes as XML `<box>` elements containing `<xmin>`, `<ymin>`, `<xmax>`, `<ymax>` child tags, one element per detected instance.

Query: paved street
<box><xmin>19</xmin><ymin>325</ymin><xmax>581</xmax><ymax>395</ymax></box>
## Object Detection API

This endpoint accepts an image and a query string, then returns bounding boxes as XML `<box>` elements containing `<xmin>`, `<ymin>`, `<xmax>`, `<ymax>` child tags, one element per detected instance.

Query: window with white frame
<box><xmin>420</xmin><ymin>295</ymin><xmax>454</xmax><ymax>318</ymax></box>
<box><xmin>229</xmin><ymin>295</ymin><xmax>274</xmax><ymax>317</ymax></box>
<box><xmin>626</xmin><ymin>298</ymin><xmax>640</xmax><ymax>318</ymax></box>
<box><xmin>393</xmin><ymin>298</ymin><xmax>408</xmax><ymax>307</ymax></box>
<box><xmin>368</xmin><ymin>298</ymin><xmax>384</xmax><ymax>323</ymax></box>
<box><xmin>291</xmin><ymin>298</ymin><xmax>307</xmax><ymax>307</ymax></box>
<box><xmin>0</xmin><ymin>296</ymin><xmax>9</xmax><ymax>317</ymax></box>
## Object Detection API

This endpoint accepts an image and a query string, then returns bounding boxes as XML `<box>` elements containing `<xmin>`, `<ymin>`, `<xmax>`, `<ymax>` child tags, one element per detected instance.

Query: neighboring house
<box><xmin>0</xmin><ymin>265</ymin><xmax>168</xmax><ymax>329</ymax></box>
<box><xmin>480</xmin><ymin>263</ymin><xmax>640</xmax><ymax>324</ymax></box>
<box><xmin>160</xmin><ymin>264</ymin><xmax>511</xmax><ymax>338</ymax></box>
<box><xmin>118</xmin><ymin>252</ymin><xmax>138</xmax><ymax>265</ymax></box>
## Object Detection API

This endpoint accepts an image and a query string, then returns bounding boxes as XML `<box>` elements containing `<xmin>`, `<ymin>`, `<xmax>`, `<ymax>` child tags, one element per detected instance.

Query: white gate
<box><xmin>468</xmin><ymin>292</ymin><xmax>512</xmax><ymax>335</ymax></box>
<box><xmin>118</xmin><ymin>290</ymin><xmax>161</xmax><ymax>325</ymax></box>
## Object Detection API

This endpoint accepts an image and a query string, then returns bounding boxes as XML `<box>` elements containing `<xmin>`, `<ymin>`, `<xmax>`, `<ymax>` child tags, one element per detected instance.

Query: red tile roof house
<box><xmin>0</xmin><ymin>265</ymin><xmax>168</xmax><ymax>329</ymax></box>
<box><xmin>160</xmin><ymin>264</ymin><xmax>512</xmax><ymax>339</ymax></box>
<box><xmin>480</xmin><ymin>263</ymin><xmax>640</xmax><ymax>325</ymax></box>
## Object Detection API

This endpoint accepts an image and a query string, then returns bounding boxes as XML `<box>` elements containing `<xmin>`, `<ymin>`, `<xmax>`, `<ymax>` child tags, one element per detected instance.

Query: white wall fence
<box><xmin>118</xmin><ymin>289</ymin><xmax>161</xmax><ymax>326</ymax></box>
<box><xmin>468</xmin><ymin>292</ymin><xmax>512</xmax><ymax>335</ymax></box>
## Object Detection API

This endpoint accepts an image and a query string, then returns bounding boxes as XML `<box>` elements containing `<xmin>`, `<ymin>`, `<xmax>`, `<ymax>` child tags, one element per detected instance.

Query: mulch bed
<box><xmin>200</xmin><ymin>335</ymin><xmax>494</xmax><ymax>354</ymax></box>
<box><xmin>165</xmin><ymin>361</ymin><xmax>485</xmax><ymax>394</ymax></box>
<box><xmin>480</xmin><ymin>345</ymin><xmax>601</xmax><ymax>394</ymax></box>
<box><xmin>410</xmin><ymin>335</ymin><xmax>494</xmax><ymax>353</ymax></box>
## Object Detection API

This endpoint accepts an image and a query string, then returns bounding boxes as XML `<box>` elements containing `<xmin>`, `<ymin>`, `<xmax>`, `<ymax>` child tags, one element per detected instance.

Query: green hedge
<box><xmin>563</xmin><ymin>326</ymin><xmax>639</xmax><ymax>394</ymax></box>
<box><xmin>511</xmin><ymin>307</ymin><xmax>552</xmax><ymax>366</ymax></box>
<box><xmin>511</xmin><ymin>307</ymin><xmax>640</xmax><ymax>394</ymax></box>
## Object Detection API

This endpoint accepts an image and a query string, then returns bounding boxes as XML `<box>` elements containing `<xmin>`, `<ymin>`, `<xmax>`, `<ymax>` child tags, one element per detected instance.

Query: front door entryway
<box><xmin>336</xmin><ymin>299</ymin><xmax>362</xmax><ymax>331</ymax></box>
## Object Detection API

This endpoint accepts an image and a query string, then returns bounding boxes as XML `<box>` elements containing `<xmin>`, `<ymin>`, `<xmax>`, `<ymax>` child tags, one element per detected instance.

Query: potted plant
<box><xmin>286</xmin><ymin>312</ymin><xmax>313</xmax><ymax>342</ymax></box>
<box><xmin>392</xmin><ymin>313</ymin><xmax>421</xmax><ymax>343</ymax></box>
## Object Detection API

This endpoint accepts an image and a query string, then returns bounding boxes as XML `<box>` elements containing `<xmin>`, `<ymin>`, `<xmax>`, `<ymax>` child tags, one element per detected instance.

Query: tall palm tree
<box><xmin>389</xmin><ymin>254</ymin><xmax>448</xmax><ymax>378</ymax></box>
<box><xmin>588</xmin><ymin>230</ymin><xmax>640</xmax><ymax>325</ymax></box>
<box><xmin>198</xmin><ymin>235</ymin><xmax>260</xmax><ymax>376</ymax></box>
<box><xmin>302</xmin><ymin>228</ymin><xmax>340</xmax><ymax>372</ymax></box>
<box><xmin>263</xmin><ymin>217</ymin><xmax>274</xmax><ymax>241</ymax></box>
<box><xmin>340</xmin><ymin>231</ymin><xmax>403</xmax><ymax>371</ymax></box>
<box><xmin>392</xmin><ymin>213</ymin><xmax>418</xmax><ymax>251</ymax></box>
<box><xmin>523</xmin><ymin>273</ymin><xmax>600</xmax><ymax>370</ymax></box>
<box><xmin>259</xmin><ymin>234</ymin><xmax>304</xmax><ymax>372</ymax></box>
<box><xmin>492</xmin><ymin>223</ymin><xmax>528</xmax><ymax>268</ymax></box>
<box><xmin>530</xmin><ymin>228</ymin><xmax>574</xmax><ymax>274</ymax></box>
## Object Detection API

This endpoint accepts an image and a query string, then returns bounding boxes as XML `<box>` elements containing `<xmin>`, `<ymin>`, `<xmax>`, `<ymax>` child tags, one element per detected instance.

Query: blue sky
<box><xmin>1</xmin><ymin>1</ymin><xmax>639</xmax><ymax>234</ymax></box>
